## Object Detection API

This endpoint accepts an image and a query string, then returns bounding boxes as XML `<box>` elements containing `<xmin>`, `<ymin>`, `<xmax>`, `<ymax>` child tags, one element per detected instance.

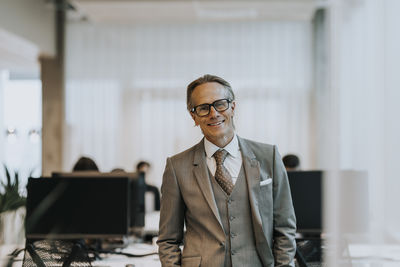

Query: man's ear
<box><xmin>231</xmin><ymin>101</ymin><xmax>236</xmax><ymax>113</ymax></box>
<box><xmin>190</xmin><ymin>112</ymin><xmax>199</xmax><ymax>126</ymax></box>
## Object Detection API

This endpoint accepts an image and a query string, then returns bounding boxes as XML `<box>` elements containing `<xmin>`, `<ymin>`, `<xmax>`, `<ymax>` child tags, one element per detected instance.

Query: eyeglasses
<box><xmin>191</xmin><ymin>99</ymin><xmax>232</xmax><ymax>117</ymax></box>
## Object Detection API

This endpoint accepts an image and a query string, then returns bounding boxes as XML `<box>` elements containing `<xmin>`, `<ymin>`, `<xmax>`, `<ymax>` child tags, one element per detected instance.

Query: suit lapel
<box><xmin>238</xmin><ymin>137</ymin><xmax>268</xmax><ymax>246</ymax></box>
<box><xmin>193</xmin><ymin>139</ymin><xmax>224</xmax><ymax>230</ymax></box>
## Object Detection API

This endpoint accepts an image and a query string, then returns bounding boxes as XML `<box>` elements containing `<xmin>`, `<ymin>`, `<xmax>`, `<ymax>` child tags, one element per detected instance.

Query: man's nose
<box><xmin>208</xmin><ymin>105</ymin><xmax>219</xmax><ymax>117</ymax></box>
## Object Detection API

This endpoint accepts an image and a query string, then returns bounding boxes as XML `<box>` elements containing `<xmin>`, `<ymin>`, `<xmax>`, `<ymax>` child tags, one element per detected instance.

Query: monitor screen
<box><xmin>287</xmin><ymin>170</ymin><xmax>323</xmax><ymax>234</ymax></box>
<box><xmin>52</xmin><ymin>171</ymin><xmax>145</xmax><ymax>228</ymax></box>
<box><xmin>25</xmin><ymin>177</ymin><xmax>130</xmax><ymax>239</ymax></box>
<box><xmin>130</xmin><ymin>172</ymin><xmax>145</xmax><ymax>228</ymax></box>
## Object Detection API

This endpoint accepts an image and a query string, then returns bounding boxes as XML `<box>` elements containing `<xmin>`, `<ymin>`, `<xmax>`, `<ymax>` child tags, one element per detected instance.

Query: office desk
<box><xmin>94</xmin><ymin>255</ymin><xmax>160</xmax><ymax>267</ymax></box>
<box><xmin>346</xmin><ymin>243</ymin><xmax>400</xmax><ymax>267</ymax></box>
<box><xmin>2</xmin><ymin>212</ymin><xmax>162</xmax><ymax>267</ymax></box>
<box><xmin>1</xmin><ymin>243</ymin><xmax>160</xmax><ymax>267</ymax></box>
<box><xmin>0</xmin><ymin>245</ymin><xmax>24</xmax><ymax>267</ymax></box>
<box><xmin>93</xmin><ymin>243</ymin><xmax>160</xmax><ymax>267</ymax></box>
<box><xmin>4</xmin><ymin>242</ymin><xmax>400</xmax><ymax>267</ymax></box>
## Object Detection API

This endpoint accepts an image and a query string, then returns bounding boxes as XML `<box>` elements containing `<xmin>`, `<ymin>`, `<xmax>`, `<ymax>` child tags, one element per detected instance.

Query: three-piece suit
<box><xmin>157</xmin><ymin>136</ymin><xmax>296</xmax><ymax>267</ymax></box>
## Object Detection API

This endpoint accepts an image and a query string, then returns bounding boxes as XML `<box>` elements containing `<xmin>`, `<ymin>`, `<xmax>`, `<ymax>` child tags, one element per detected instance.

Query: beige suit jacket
<box><xmin>157</xmin><ymin>136</ymin><xmax>296</xmax><ymax>267</ymax></box>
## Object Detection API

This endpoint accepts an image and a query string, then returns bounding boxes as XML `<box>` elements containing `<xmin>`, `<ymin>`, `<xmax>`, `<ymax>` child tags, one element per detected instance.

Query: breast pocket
<box><xmin>260</xmin><ymin>177</ymin><xmax>272</xmax><ymax>187</ymax></box>
<box><xmin>259</xmin><ymin>177</ymin><xmax>273</xmax><ymax>218</ymax></box>
<box><xmin>182</xmin><ymin>256</ymin><xmax>201</xmax><ymax>267</ymax></box>
<box><xmin>260</xmin><ymin>179</ymin><xmax>272</xmax><ymax>197</ymax></box>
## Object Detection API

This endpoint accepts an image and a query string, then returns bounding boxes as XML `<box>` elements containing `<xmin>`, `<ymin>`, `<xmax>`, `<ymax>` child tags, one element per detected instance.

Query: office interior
<box><xmin>0</xmin><ymin>0</ymin><xmax>399</xmax><ymax>266</ymax></box>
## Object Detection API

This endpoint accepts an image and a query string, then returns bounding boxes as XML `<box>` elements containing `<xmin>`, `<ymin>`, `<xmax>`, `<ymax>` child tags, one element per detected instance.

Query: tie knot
<box><xmin>213</xmin><ymin>149</ymin><xmax>229</xmax><ymax>165</ymax></box>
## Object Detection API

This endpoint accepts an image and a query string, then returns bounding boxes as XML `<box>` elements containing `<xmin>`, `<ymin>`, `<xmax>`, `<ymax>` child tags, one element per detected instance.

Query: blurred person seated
<box><xmin>71</xmin><ymin>156</ymin><xmax>105</xmax><ymax>254</ymax></box>
<box><xmin>282</xmin><ymin>154</ymin><xmax>300</xmax><ymax>171</ymax></box>
<box><xmin>111</xmin><ymin>167</ymin><xmax>125</xmax><ymax>173</ymax></box>
<box><xmin>136</xmin><ymin>161</ymin><xmax>160</xmax><ymax>211</ymax></box>
<box><xmin>73</xmin><ymin>156</ymin><xmax>99</xmax><ymax>171</ymax></box>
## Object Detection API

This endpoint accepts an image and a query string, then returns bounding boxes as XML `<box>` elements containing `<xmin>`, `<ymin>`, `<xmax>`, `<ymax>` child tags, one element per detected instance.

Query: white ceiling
<box><xmin>69</xmin><ymin>0</ymin><xmax>318</xmax><ymax>23</ymax></box>
<box><xmin>0</xmin><ymin>28</ymin><xmax>39</xmax><ymax>75</ymax></box>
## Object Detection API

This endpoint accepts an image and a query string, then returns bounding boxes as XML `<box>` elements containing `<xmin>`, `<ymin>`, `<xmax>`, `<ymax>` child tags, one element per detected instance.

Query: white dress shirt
<box><xmin>204</xmin><ymin>135</ymin><xmax>242</xmax><ymax>185</ymax></box>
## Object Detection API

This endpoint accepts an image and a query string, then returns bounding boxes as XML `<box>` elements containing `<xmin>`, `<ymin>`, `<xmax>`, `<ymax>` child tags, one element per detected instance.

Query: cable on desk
<box><xmin>90</xmin><ymin>249</ymin><xmax>158</xmax><ymax>258</ymax></box>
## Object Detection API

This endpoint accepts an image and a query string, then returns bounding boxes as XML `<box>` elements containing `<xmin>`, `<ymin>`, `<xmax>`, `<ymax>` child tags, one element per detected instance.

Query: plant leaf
<box><xmin>0</xmin><ymin>164</ymin><xmax>26</xmax><ymax>213</ymax></box>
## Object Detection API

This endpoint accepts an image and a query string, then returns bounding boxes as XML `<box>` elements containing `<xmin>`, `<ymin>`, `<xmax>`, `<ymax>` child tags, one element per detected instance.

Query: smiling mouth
<box><xmin>208</xmin><ymin>120</ymin><xmax>224</xmax><ymax>126</ymax></box>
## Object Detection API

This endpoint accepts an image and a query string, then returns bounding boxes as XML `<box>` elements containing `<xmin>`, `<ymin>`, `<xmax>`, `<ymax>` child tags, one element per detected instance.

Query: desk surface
<box><xmin>1</xmin><ymin>243</ymin><xmax>160</xmax><ymax>267</ymax></box>
<box><xmin>0</xmin><ymin>245</ymin><xmax>23</xmax><ymax>267</ymax></box>
<box><xmin>93</xmin><ymin>243</ymin><xmax>160</xmax><ymax>267</ymax></box>
<box><xmin>1</xmin><ymin>212</ymin><xmax>161</xmax><ymax>267</ymax></box>
<box><xmin>4</xmin><ymin>242</ymin><xmax>400</xmax><ymax>267</ymax></box>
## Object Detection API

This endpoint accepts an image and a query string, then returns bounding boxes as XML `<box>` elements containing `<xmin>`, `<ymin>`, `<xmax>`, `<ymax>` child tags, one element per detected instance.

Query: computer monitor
<box><xmin>25</xmin><ymin>176</ymin><xmax>130</xmax><ymax>239</ymax></box>
<box><xmin>51</xmin><ymin>171</ymin><xmax>146</xmax><ymax>228</ymax></box>
<box><xmin>128</xmin><ymin>172</ymin><xmax>145</xmax><ymax>228</ymax></box>
<box><xmin>287</xmin><ymin>170</ymin><xmax>323</xmax><ymax>235</ymax></box>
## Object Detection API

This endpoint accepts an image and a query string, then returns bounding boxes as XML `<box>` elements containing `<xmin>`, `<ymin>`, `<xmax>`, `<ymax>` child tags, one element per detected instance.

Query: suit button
<box><xmin>231</xmin><ymin>250</ymin><xmax>236</xmax><ymax>255</ymax></box>
<box><xmin>229</xmin><ymin>216</ymin><xmax>235</xmax><ymax>221</ymax></box>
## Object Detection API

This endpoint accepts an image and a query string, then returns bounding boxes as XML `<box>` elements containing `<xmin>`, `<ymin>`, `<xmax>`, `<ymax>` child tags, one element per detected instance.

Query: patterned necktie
<box><xmin>213</xmin><ymin>149</ymin><xmax>234</xmax><ymax>195</ymax></box>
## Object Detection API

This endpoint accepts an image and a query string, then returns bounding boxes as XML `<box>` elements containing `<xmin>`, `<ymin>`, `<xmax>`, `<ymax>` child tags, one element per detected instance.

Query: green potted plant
<box><xmin>0</xmin><ymin>165</ymin><xmax>27</xmax><ymax>245</ymax></box>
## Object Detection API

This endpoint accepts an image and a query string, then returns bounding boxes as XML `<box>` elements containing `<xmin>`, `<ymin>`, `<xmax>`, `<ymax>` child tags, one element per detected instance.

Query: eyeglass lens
<box><xmin>195</xmin><ymin>99</ymin><xmax>230</xmax><ymax>116</ymax></box>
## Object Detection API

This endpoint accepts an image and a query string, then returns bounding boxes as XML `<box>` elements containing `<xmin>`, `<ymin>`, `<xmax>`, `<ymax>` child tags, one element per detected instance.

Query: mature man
<box><xmin>157</xmin><ymin>75</ymin><xmax>296</xmax><ymax>267</ymax></box>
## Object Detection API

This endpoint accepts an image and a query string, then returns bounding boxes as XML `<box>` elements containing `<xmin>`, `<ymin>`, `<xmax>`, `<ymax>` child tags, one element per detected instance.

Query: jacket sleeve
<box><xmin>157</xmin><ymin>157</ymin><xmax>185</xmax><ymax>266</ymax></box>
<box><xmin>272</xmin><ymin>146</ymin><xmax>297</xmax><ymax>267</ymax></box>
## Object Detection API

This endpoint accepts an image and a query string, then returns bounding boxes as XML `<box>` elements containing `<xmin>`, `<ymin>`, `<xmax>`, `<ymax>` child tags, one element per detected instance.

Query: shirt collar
<box><xmin>204</xmin><ymin>134</ymin><xmax>240</xmax><ymax>159</ymax></box>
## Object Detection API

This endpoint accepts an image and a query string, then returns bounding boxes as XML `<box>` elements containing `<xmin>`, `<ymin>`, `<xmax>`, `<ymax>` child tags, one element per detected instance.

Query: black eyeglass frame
<box><xmin>190</xmin><ymin>98</ymin><xmax>233</xmax><ymax>117</ymax></box>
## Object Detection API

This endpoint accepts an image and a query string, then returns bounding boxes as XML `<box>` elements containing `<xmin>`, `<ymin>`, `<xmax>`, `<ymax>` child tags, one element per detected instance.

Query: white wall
<box><xmin>0</xmin><ymin>28</ymin><xmax>40</xmax><ymax>76</ymax></box>
<box><xmin>2</xmin><ymin>79</ymin><xmax>42</xmax><ymax>184</ymax></box>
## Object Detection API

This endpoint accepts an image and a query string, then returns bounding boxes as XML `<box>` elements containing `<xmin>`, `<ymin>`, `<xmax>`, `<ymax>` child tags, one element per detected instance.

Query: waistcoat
<box><xmin>210</xmin><ymin>166</ymin><xmax>263</xmax><ymax>267</ymax></box>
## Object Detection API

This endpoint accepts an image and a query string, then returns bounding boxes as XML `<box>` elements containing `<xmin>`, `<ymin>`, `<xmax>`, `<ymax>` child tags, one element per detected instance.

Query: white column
<box><xmin>323</xmin><ymin>0</ymin><xmax>400</xmax><ymax>265</ymax></box>
<box><xmin>383</xmin><ymin>0</ymin><xmax>400</xmax><ymax>242</ymax></box>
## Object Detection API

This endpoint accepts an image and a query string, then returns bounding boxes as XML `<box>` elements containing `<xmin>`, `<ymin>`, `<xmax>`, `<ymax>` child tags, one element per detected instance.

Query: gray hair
<box><xmin>186</xmin><ymin>74</ymin><xmax>235</xmax><ymax>111</ymax></box>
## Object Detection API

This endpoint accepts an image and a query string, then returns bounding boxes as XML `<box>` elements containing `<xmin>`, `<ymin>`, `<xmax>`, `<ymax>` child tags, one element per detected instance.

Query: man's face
<box><xmin>190</xmin><ymin>82</ymin><xmax>236</xmax><ymax>147</ymax></box>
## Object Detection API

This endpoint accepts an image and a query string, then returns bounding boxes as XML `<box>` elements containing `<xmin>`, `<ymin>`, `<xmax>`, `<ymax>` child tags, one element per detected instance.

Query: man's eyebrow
<box><xmin>196</xmin><ymin>99</ymin><xmax>225</xmax><ymax>106</ymax></box>
<box><xmin>194</xmin><ymin>101</ymin><xmax>210</xmax><ymax>106</ymax></box>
